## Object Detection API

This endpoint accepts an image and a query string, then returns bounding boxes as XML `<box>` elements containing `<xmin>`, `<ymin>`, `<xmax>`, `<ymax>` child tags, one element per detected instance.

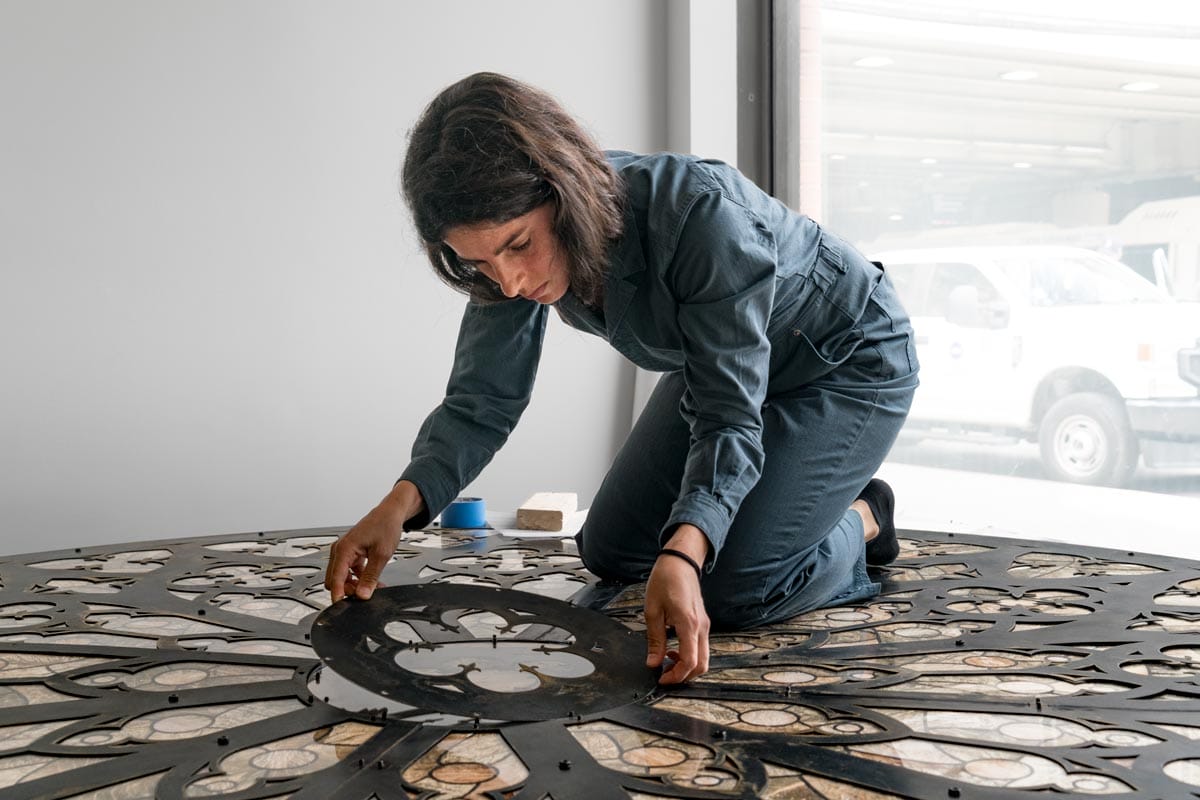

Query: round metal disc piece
<box><xmin>311</xmin><ymin>584</ymin><xmax>656</xmax><ymax>722</ymax></box>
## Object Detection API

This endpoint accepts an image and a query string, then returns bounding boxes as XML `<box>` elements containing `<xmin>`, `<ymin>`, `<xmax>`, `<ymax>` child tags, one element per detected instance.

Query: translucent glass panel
<box><xmin>812</xmin><ymin>0</ymin><xmax>1200</xmax><ymax>528</ymax></box>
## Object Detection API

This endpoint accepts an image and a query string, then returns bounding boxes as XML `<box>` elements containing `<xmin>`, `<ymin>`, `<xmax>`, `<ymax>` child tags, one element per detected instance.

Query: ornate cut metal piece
<box><xmin>0</xmin><ymin>526</ymin><xmax>1199</xmax><ymax>798</ymax></box>
<box><xmin>310</xmin><ymin>583</ymin><xmax>656</xmax><ymax>722</ymax></box>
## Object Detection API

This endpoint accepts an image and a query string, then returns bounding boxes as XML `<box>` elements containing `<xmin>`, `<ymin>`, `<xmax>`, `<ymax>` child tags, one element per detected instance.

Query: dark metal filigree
<box><xmin>1</xmin><ymin>525</ymin><xmax>1199</xmax><ymax>799</ymax></box>
<box><xmin>311</xmin><ymin>583</ymin><xmax>655</xmax><ymax>722</ymax></box>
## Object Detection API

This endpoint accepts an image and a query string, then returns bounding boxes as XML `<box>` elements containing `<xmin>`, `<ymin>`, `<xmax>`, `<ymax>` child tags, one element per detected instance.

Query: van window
<box><xmin>1122</xmin><ymin>242</ymin><xmax>1170</xmax><ymax>284</ymax></box>
<box><xmin>926</xmin><ymin>263</ymin><xmax>1001</xmax><ymax>318</ymax></box>
<box><xmin>997</xmin><ymin>252</ymin><xmax>1167</xmax><ymax>306</ymax></box>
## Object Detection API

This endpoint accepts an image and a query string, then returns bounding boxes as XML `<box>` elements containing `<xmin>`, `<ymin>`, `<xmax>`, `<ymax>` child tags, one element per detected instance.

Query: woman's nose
<box><xmin>495</xmin><ymin>264</ymin><xmax>528</xmax><ymax>298</ymax></box>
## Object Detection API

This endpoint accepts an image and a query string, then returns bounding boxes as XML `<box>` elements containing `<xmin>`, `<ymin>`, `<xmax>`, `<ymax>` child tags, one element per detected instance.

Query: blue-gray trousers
<box><xmin>577</xmin><ymin>262</ymin><xmax>919</xmax><ymax>631</ymax></box>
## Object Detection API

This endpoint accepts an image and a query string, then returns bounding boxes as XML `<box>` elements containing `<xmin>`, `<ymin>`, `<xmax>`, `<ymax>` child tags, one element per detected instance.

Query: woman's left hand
<box><xmin>644</xmin><ymin>524</ymin><xmax>711</xmax><ymax>684</ymax></box>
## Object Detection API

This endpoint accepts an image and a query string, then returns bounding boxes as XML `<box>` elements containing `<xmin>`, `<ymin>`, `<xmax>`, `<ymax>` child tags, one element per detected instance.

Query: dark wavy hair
<box><xmin>401</xmin><ymin>72</ymin><xmax>624</xmax><ymax>306</ymax></box>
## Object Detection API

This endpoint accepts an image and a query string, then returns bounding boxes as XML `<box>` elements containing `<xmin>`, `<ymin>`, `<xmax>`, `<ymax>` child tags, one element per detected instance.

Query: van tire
<box><xmin>1038</xmin><ymin>393</ymin><xmax>1138</xmax><ymax>487</ymax></box>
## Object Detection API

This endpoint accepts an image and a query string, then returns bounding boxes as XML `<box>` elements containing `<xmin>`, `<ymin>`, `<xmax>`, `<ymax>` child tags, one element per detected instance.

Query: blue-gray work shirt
<box><xmin>398</xmin><ymin>151</ymin><xmax>883</xmax><ymax>560</ymax></box>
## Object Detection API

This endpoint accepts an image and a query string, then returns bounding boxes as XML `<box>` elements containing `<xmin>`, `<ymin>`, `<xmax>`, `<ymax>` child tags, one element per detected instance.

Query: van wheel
<box><xmin>1038</xmin><ymin>393</ymin><xmax>1138</xmax><ymax>486</ymax></box>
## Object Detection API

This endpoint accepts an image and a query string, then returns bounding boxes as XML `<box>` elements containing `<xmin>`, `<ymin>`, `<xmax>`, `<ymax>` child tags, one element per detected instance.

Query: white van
<box><xmin>874</xmin><ymin>246</ymin><xmax>1200</xmax><ymax>486</ymax></box>
<box><xmin>861</xmin><ymin>195</ymin><xmax>1200</xmax><ymax>302</ymax></box>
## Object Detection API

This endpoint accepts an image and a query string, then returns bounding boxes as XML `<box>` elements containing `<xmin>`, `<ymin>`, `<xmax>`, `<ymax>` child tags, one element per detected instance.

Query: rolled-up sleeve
<box><xmin>399</xmin><ymin>299</ymin><xmax>548</xmax><ymax>528</ymax></box>
<box><xmin>661</xmin><ymin>190</ymin><xmax>777</xmax><ymax>563</ymax></box>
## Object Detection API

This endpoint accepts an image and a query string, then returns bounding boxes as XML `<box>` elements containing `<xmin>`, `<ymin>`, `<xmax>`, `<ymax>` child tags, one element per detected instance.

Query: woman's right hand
<box><xmin>644</xmin><ymin>523</ymin><xmax>711</xmax><ymax>684</ymax></box>
<box><xmin>324</xmin><ymin>480</ymin><xmax>425</xmax><ymax>603</ymax></box>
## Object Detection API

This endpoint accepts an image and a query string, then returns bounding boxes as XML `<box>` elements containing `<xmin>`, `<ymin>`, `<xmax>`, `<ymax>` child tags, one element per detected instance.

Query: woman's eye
<box><xmin>510</xmin><ymin>239</ymin><xmax>531</xmax><ymax>252</ymax></box>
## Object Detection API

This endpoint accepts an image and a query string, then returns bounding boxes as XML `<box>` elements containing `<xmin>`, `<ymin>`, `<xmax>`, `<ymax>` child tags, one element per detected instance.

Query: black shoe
<box><xmin>858</xmin><ymin>478</ymin><xmax>899</xmax><ymax>566</ymax></box>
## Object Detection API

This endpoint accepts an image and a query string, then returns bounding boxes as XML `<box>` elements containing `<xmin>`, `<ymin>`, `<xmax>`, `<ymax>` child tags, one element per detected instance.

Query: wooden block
<box><xmin>516</xmin><ymin>492</ymin><xmax>578</xmax><ymax>531</ymax></box>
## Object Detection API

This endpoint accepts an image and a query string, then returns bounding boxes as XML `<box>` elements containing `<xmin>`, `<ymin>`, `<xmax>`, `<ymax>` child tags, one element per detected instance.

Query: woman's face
<box><xmin>444</xmin><ymin>203</ymin><xmax>569</xmax><ymax>304</ymax></box>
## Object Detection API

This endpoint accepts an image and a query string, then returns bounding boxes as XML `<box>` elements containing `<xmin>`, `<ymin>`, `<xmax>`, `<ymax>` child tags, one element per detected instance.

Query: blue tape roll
<box><xmin>440</xmin><ymin>497</ymin><xmax>487</xmax><ymax>529</ymax></box>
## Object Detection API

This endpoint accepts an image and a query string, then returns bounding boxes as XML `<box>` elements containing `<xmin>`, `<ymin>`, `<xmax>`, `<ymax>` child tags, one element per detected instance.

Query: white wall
<box><xmin>0</xmin><ymin>1</ymin><xmax>668</xmax><ymax>554</ymax></box>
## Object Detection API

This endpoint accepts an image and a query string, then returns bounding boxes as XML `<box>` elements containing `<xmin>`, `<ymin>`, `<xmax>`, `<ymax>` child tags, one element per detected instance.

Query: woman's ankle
<box><xmin>852</xmin><ymin>499</ymin><xmax>880</xmax><ymax>541</ymax></box>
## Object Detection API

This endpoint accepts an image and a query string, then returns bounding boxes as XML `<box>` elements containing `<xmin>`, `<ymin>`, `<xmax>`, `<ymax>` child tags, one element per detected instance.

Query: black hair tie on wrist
<box><xmin>658</xmin><ymin>548</ymin><xmax>703</xmax><ymax>580</ymax></box>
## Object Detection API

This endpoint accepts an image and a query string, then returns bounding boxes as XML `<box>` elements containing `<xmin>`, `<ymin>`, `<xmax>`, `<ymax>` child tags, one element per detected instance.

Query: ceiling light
<box><xmin>1013</xmin><ymin>162</ymin><xmax>1032</xmax><ymax>169</ymax></box>
<box><xmin>829</xmin><ymin>153</ymin><xmax>847</xmax><ymax>160</ymax></box>
<box><xmin>920</xmin><ymin>157</ymin><xmax>937</xmax><ymax>165</ymax></box>
<box><xmin>888</xmin><ymin>213</ymin><xmax>904</xmax><ymax>221</ymax></box>
<box><xmin>1121</xmin><ymin>81</ymin><xmax>1159</xmax><ymax>92</ymax></box>
<box><xmin>1000</xmin><ymin>70</ymin><xmax>1038</xmax><ymax>81</ymax></box>
<box><xmin>853</xmin><ymin>56</ymin><xmax>893</xmax><ymax>68</ymax></box>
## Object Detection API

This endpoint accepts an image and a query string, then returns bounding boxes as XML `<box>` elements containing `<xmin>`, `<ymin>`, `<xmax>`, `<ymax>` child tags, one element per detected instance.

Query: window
<box><xmin>789</xmin><ymin>0</ymin><xmax>1200</xmax><ymax>544</ymax></box>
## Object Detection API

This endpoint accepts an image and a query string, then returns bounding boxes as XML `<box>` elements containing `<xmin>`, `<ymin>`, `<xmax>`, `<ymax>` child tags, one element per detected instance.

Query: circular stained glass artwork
<box><xmin>2</xmin><ymin>526</ymin><xmax>1199</xmax><ymax>798</ymax></box>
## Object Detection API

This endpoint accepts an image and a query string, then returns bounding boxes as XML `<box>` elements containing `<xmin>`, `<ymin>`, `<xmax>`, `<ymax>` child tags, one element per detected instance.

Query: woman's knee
<box><xmin>705</xmin><ymin>596</ymin><xmax>766</xmax><ymax>631</ymax></box>
<box><xmin>576</xmin><ymin>522</ymin><xmax>649</xmax><ymax>583</ymax></box>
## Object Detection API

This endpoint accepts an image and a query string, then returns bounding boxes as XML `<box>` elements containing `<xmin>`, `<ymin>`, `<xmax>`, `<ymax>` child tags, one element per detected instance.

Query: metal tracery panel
<box><xmin>1</xmin><ymin>525</ymin><xmax>1199</xmax><ymax>799</ymax></box>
